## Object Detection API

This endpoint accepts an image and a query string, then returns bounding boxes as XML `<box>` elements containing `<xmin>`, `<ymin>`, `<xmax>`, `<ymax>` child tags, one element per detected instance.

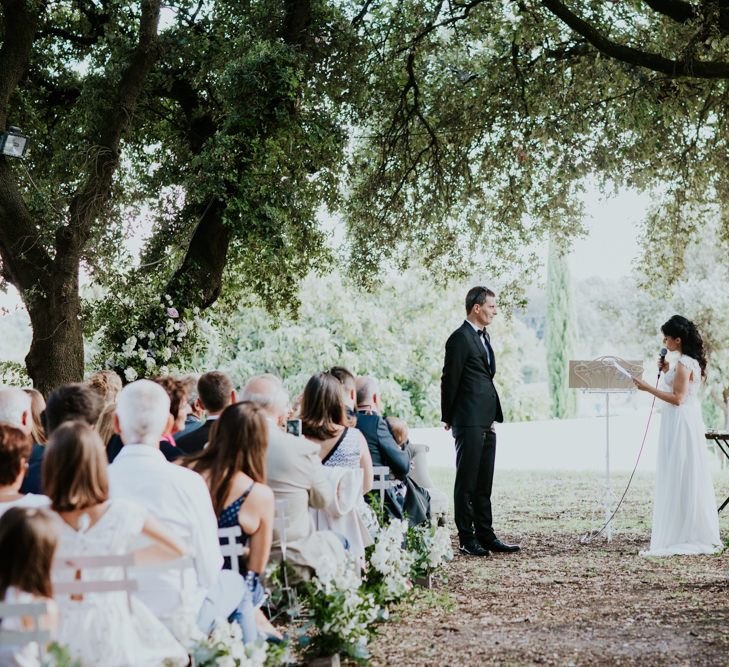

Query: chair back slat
<box><xmin>137</xmin><ymin>555</ymin><xmax>194</xmax><ymax>571</ymax></box>
<box><xmin>0</xmin><ymin>601</ymin><xmax>48</xmax><ymax>617</ymax></box>
<box><xmin>274</xmin><ymin>499</ymin><xmax>288</xmax><ymax>561</ymax></box>
<box><xmin>0</xmin><ymin>600</ymin><xmax>51</xmax><ymax>649</ymax></box>
<box><xmin>0</xmin><ymin>629</ymin><xmax>51</xmax><ymax>646</ymax></box>
<box><xmin>53</xmin><ymin>552</ymin><xmax>137</xmax><ymax>612</ymax></box>
<box><xmin>371</xmin><ymin>466</ymin><xmax>395</xmax><ymax>508</ymax></box>
<box><xmin>52</xmin><ymin>580</ymin><xmax>138</xmax><ymax>595</ymax></box>
<box><xmin>218</xmin><ymin>526</ymin><xmax>245</xmax><ymax>574</ymax></box>
<box><xmin>55</xmin><ymin>554</ymin><xmax>135</xmax><ymax>569</ymax></box>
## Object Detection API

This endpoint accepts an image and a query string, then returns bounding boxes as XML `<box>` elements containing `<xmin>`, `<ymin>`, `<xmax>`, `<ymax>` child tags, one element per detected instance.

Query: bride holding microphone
<box><xmin>632</xmin><ymin>315</ymin><xmax>723</xmax><ymax>556</ymax></box>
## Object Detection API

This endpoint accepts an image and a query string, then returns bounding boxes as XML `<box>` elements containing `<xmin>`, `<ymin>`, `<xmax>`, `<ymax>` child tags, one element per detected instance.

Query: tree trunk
<box><xmin>24</xmin><ymin>273</ymin><xmax>84</xmax><ymax>396</ymax></box>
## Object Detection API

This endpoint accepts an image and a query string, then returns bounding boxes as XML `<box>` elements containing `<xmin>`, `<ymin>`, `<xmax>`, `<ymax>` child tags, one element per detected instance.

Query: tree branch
<box><xmin>59</xmin><ymin>0</ymin><xmax>162</xmax><ymax>268</ymax></box>
<box><xmin>352</xmin><ymin>0</ymin><xmax>375</xmax><ymax>26</ymax></box>
<box><xmin>541</xmin><ymin>0</ymin><xmax>729</xmax><ymax>78</ymax></box>
<box><xmin>0</xmin><ymin>1</ymin><xmax>51</xmax><ymax>291</ymax></box>
<box><xmin>641</xmin><ymin>0</ymin><xmax>696</xmax><ymax>22</ymax></box>
<box><xmin>0</xmin><ymin>0</ymin><xmax>39</xmax><ymax>128</ymax></box>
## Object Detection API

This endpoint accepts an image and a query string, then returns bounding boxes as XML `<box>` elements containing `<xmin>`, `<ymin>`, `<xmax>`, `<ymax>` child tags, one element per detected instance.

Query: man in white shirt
<box><xmin>108</xmin><ymin>380</ymin><xmax>247</xmax><ymax>637</ymax></box>
<box><xmin>240</xmin><ymin>374</ymin><xmax>346</xmax><ymax>579</ymax></box>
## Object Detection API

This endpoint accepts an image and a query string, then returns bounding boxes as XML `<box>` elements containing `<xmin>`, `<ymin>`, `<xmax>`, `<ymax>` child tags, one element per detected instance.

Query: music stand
<box><xmin>569</xmin><ymin>357</ymin><xmax>644</xmax><ymax>541</ymax></box>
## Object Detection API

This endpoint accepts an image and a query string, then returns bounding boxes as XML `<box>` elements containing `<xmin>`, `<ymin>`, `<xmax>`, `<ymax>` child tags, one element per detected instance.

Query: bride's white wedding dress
<box><xmin>641</xmin><ymin>354</ymin><xmax>723</xmax><ymax>557</ymax></box>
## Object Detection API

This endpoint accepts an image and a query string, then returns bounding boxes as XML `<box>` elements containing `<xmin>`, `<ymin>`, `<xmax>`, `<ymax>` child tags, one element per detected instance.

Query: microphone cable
<box><xmin>579</xmin><ymin>373</ymin><xmax>661</xmax><ymax>544</ymax></box>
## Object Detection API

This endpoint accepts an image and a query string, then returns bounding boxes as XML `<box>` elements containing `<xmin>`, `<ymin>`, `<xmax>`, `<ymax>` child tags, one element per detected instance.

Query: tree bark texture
<box><xmin>0</xmin><ymin>0</ymin><xmax>161</xmax><ymax>393</ymax></box>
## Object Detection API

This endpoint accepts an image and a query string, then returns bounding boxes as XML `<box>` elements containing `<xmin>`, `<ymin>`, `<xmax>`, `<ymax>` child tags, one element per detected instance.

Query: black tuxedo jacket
<box><xmin>174</xmin><ymin>418</ymin><xmax>213</xmax><ymax>454</ymax></box>
<box><xmin>441</xmin><ymin>320</ymin><xmax>503</xmax><ymax>427</ymax></box>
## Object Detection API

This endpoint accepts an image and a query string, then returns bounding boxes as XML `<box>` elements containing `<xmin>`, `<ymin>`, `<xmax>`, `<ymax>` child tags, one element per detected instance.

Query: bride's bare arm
<box><xmin>633</xmin><ymin>363</ymin><xmax>690</xmax><ymax>406</ymax></box>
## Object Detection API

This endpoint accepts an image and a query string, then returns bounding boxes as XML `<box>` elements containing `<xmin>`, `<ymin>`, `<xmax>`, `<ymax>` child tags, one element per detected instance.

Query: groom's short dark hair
<box><xmin>465</xmin><ymin>286</ymin><xmax>495</xmax><ymax>314</ymax></box>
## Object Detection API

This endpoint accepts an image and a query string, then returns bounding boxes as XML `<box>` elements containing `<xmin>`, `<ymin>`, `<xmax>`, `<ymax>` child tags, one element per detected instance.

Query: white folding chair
<box><xmin>218</xmin><ymin>526</ymin><xmax>246</xmax><ymax>574</ymax></box>
<box><xmin>270</xmin><ymin>498</ymin><xmax>296</xmax><ymax>617</ymax></box>
<box><xmin>136</xmin><ymin>555</ymin><xmax>195</xmax><ymax>591</ymax></box>
<box><xmin>372</xmin><ymin>466</ymin><xmax>396</xmax><ymax>509</ymax></box>
<box><xmin>273</xmin><ymin>498</ymin><xmax>289</xmax><ymax>562</ymax></box>
<box><xmin>0</xmin><ymin>600</ymin><xmax>51</xmax><ymax>649</ymax></box>
<box><xmin>53</xmin><ymin>554</ymin><xmax>138</xmax><ymax>613</ymax></box>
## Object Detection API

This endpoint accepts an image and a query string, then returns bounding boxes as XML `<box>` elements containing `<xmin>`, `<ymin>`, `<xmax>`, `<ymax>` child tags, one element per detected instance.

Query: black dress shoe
<box><xmin>481</xmin><ymin>538</ymin><xmax>520</xmax><ymax>553</ymax></box>
<box><xmin>458</xmin><ymin>540</ymin><xmax>490</xmax><ymax>557</ymax></box>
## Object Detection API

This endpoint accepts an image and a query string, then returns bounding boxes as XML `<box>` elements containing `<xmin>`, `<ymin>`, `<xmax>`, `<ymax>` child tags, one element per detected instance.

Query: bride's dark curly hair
<box><xmin>661</xmin><ymin>315</ymin><xmax>707</xmax><ymax>379</ymax></box>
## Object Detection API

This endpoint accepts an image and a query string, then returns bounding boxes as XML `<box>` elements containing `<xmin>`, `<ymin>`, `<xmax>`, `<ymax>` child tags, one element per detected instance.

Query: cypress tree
<box><xmin>546</xmin><ymin>240</ymin><xmax>578</xmax><ymax>418</ymax></box>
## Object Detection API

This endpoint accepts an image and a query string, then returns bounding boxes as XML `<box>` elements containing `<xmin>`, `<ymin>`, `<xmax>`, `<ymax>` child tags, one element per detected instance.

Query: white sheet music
<box><xmin>611</xmin><ymin>359</ymin><xmax>633</xmax><ymax>380</ymax></box>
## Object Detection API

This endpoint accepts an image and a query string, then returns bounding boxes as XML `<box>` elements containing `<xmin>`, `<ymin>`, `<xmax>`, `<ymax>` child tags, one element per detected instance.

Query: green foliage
<box><xmin>197</xmin><ymin>270</ymin><xmax>549</xmax><ymax>425</ymax></box>
<box><xmin>546</xmin><ymin>241</ymin><xmax>577</xmax><ymax>418</ymax></box>
<box><xmin>403</xmin><ymin>523</ymin><xmax>453</xmax><ymax>579</ymax></box>
<box><xmin>43</xmin><ymin>642</ymin><xmax>81</xmax><ymax>667</ymax></box>
<box><xmin>0</xmin><ymin>361</ymin><xmax>30</xmax><ymax>387</ymax></box>
<box><xmin>297</xmin><ymin>560</ymin><xmax>379</xmax><ymax>661</ymax></box>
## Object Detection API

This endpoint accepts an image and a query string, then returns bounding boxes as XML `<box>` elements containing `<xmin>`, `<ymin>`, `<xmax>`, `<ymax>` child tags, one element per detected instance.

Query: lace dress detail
<box><xmin>54</xmin><ymin>499</ymin><xmax>188</xmax><ymax>666</ymax></box>
<box><xmin>641</xmin><ymin>354</ymin><xmax>722</xmax><ymax>556</ymax></box>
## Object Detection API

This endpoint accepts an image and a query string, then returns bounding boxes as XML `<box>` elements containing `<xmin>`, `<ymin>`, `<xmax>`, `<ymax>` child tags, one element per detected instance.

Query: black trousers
<box><xmin>453</xmin><ymin>425</ymin><xmax>496</xmax><ymax>545</ymax></box>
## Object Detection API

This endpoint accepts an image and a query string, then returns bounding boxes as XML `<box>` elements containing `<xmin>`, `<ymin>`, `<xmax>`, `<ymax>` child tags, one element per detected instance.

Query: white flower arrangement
<box><xmin>404</xmin><ymin>523</ymin><xmax>454</xmax><ymax>578</ymax></box>
<box><xmin>109</xmin><ymin>296</ymin><xmax>200</xmax><ymax>379</ymax></box>
<box><xmin>303</xmin><ymin>556</ymin><xmax>381</xmax><ymax>659</ymax></box>
<box><xmin>425</xmin><ymin>524</ymin><xmax>454</xmax><ymax>571</ymax></box>
<box><xmin>367</xmin><ymin>519</ymin><xmax>414</xmax><ymax>602</ymax></box>
<box><xmin>188</xmin><ymin>619</ymin><xmax>268</xmax><ymax>667</ymax></box>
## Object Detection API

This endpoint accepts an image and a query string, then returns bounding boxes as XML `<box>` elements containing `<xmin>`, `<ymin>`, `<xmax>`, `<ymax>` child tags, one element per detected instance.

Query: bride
<box><xmin>633</xmin><ymin>315</ymin><xmax>723</xmax><ymax>556</ymax></box>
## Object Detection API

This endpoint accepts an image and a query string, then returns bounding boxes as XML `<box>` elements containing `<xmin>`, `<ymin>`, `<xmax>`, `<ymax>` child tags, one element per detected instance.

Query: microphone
<box><xmin>658</xmin><ymin>347</ymin><xmax>668</xmax><ymax>377</ymax></box>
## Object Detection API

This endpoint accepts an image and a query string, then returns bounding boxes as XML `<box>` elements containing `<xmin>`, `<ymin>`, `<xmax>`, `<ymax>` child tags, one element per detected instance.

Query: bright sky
<box><xmin>568</xmin><ymin>182</ymin><xmax>652</xmax><ymax>281</ymax></box>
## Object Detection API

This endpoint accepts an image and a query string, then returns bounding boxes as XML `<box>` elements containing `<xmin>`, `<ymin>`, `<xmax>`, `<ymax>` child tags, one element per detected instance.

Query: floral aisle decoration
<box><xmin>299</xmin><ymin>555</ymin><xmax>380</xmax><ymax>661</ymax></box>
<box><xmin>363</xmin><ymin>519</ymin><xmax>414</xmax><ymax>605</ymax></box>
<box><xmin>107</xmin><ymin>295</ymin><xmax>204</xmax><ymax>381</ymax></box>
<box><xmin>404</xmin><ymin>523</ymin><xmax>454</xmax><ymax>581</ymax></box>
<box><xmin>187</xmin><ymin>619</ymin><xmax>269</xmax><ymax>667</ymax></box>
<box><xmin>43</xmin><ymin>643</ymin><xmax>81</xmax><ymax>667</ymax></box>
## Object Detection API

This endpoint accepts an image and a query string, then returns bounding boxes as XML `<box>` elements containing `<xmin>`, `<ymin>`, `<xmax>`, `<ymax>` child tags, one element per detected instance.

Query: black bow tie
<box><xmin>478</xmin><ymin>328</ymin><xmax>490</xmax><ymax>343</ymax></box>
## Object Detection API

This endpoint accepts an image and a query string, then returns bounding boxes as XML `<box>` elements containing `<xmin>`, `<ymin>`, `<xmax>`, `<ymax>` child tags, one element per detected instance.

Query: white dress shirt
<box><xmin>466</xmin><ymin>319</ymin><xmax>491</xmax><ymax>366</ymax></box>
<box><xmin>108</xmin><ymin>444</ymin><xmax>223</xmax><ymax>620</ymax></box>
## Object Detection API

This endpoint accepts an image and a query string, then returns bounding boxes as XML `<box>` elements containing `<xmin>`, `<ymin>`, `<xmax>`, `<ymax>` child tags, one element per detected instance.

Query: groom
<box><xmin>441</xmin><ymin>286</ymin><xmax>520</xmax><ymax>557</ymax></box>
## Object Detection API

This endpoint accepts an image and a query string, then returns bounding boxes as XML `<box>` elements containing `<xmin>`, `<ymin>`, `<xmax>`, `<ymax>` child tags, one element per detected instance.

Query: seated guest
<box><xmin>385</xmin><ymin>416</ymin><xmax>409</xmax><ymax>449</ymax></box>
<box><xmin>0</xmin><ymin>424</ymin><xmax>50</xmax><ymax>516</ymax></box>
<box><xmin>301</xmin><ymin>372</ymin><xmax>375</xmax><ymax>557</ymax></box>
<box><xmin>355</xmin><ymin>375</ymin><xmax>430</xmax><ymax>526</ymax></box>
<box><xmin>108</xmin><ymin>380</ymin><xmax>249</xmax><ymax>640</ymax></box>
<box><xmin>86</xmin><ymin>370</ymin><xmax>123</xmax><ymax>405</ymax></box>
<box><xmin>384</xmin><ymin>415</ymin><xmax>449</xmax><ymax>520</ymax></box>
<box><xmin>22</xmin><ymin>389</ymin><xmax>46</xmax><ymax>446</ymax></box>
<box><xmin>240</xmin><ymin>374</ymin><xmax>346</xmax><ymax>580</ymax></box>
<box><xmin>183</xmin><ymin>401</ymin><xmax>275</xmax><ymax>643</ymax></box>
<box><xmin>0</xmin><ymin>386</ymin><xmax>32</xmax><ymax>433</ymax></box>
<box><xmin>0</xmin><ymin>507</ymin><xmax>60</xmax><ymax>667</ymax></box>
<box><xmin>44</xmin><ymin>383</ymin><xmax>103</xmax><ymax>435</ymax></box>
<box><xmin>0</xmin><ymin>387</ymin><xmax>43</xmax><ymax>496</ymax></box>
<box><xmin>87</xmin><ymin>370</ymin><xmax>122</xmax><ymax>449</ymax></box>
<box><xmin>175</xmin><ymin>371</ymin><xmax>236</xmax><ymax>454</ymax></box>
<box><xmin>95</xmin><ymin>402</ymin><xmax>117</xmax><ymax>448</ymax></box>
<box><xmin>176</xmin><ymin>375</ymin><xmax>204</xmax><ymax>438</ymax></box>
<box><xmin>44</xmin><ymin>421</ymin><xmax>188</xmax><ymax>667</ymax></box>
<box><xmin>106</xmin><ymin>375</ymin><xmax>186</xmax><ymax>463</ymax></box>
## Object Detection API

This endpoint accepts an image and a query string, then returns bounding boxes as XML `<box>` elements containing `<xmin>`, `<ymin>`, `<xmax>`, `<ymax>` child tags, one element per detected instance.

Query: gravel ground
<box><xmin>368</xmin><ymin>469</ymin><xmax>729</xmax><ymax>666</ymax></box>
